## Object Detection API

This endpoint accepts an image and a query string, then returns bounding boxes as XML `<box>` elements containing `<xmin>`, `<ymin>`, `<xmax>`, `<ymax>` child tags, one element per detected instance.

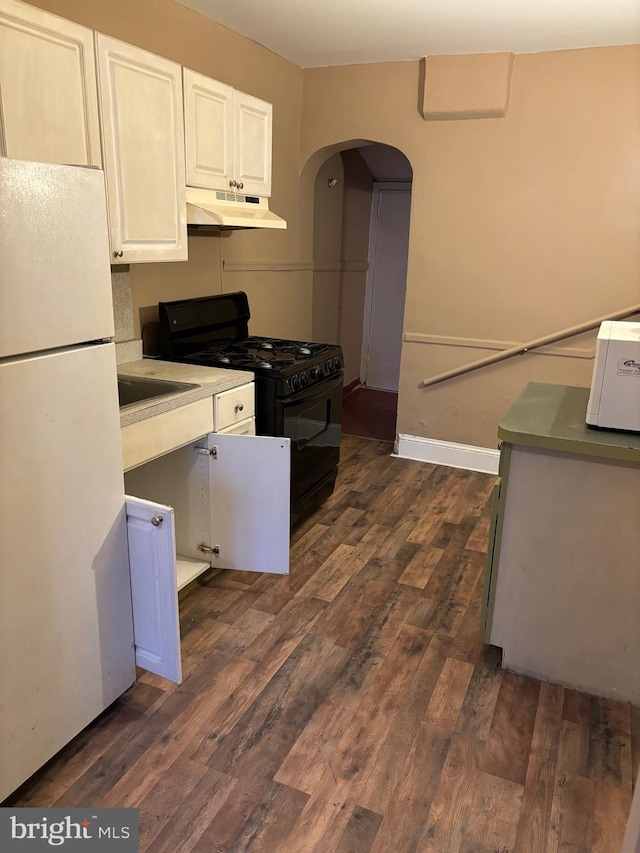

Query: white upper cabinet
<box><xmin>96</xmin><ymin>34</ymin><xmax>187</xmax><ymax>263</ymax></box>
<box><xmin>233</xmin><ymin>90</ymin><xmax>272</xmax><ymax>197</ymax></box>
<box><xmin>184</xmin><ymin>68</ymin><xmax>272</xmax><ymax>197</ymax></box>
<box><xmin>0</xmin><ymin>0</ymin><xmax>101</xmax><ymax>166</ymax></box>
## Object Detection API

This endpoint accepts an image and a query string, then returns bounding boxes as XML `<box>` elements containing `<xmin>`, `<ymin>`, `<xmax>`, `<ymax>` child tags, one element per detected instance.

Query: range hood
<box><xmin>186</xmin><ymin>187</ymin><xmax>287</xmax><ymax>230</ymax></box>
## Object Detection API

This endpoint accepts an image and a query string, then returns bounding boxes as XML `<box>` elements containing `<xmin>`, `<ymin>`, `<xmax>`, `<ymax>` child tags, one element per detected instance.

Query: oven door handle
<box><xmin>283</xmin><ymin>374</ymin><xmax>343</xmax><ymax>408</ymax></box>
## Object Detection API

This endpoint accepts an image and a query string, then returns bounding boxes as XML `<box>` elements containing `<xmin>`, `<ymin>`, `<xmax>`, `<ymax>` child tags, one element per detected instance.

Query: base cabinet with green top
<box><xmin>483</xmin><ymin>382</ymin><xmax>640</xmax><ymax>705</ymax></box>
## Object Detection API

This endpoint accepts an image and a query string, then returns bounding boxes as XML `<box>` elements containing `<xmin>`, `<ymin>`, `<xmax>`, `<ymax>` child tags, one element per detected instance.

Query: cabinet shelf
<box><xmin>176</xmin><ymin>556</ymin><xmax>211</xmax><ymax>591</ymax></box>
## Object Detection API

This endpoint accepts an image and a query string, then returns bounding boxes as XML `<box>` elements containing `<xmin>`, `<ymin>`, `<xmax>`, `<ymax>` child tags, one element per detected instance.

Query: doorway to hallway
<box><xmin>342</xmin><ymin>385</ymin><xmax>398</xmax><ymax>443</ymax></box>
<box><xmin>308</xmin><ymin>142</ymin><xmax>412</xmax><ymax>444</ymax></box>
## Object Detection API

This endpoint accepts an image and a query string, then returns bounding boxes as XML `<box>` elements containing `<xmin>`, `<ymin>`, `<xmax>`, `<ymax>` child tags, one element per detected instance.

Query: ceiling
<box><xmin>175</xmin><ymin>0</ymin><xmax>640</xmax><ymax>68</ymax></box>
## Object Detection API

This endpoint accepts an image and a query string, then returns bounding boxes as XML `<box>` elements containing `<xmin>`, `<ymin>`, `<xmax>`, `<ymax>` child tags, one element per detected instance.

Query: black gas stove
<box><xmin>182</xmin><ymin>335</ymin><xmax>344</xmax><ymax>397</ymax></box>
<box><xmin>158</xmin><ymin>293</ymin><xmax>343</xmax><ymax>523</ymax></box>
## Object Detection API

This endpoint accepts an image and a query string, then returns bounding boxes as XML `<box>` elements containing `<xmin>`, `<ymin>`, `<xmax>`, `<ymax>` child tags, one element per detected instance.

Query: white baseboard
<box><xmin>393</xmin><ymin>433</ymin><xmax>500</xmax><ymax>475</ymax></box>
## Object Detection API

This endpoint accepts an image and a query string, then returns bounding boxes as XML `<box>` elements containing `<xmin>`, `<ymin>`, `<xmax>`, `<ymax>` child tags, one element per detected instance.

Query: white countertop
<box><xmin>118</xmin><ymin>359</ymin><xmax>254</xmax><ymax>427</ymax></box>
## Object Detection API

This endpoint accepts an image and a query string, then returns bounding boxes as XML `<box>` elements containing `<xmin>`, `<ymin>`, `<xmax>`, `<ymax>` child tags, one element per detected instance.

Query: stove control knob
<box><xmin>299</xmin><ymin>372</ymin><xmax>309</xmax><ymax>387</ymax></box>
<box><xmin>311</xmin><ymin>366</ymin><xmax>323</xmax><ymax>380</ymax></box>
<box><xmin>291</xmin><ymin>375</ymin><xmax>300</xmax><ymax>391</ymax></box>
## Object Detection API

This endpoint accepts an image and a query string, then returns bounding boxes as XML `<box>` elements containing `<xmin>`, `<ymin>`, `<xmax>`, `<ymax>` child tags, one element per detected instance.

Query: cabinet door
<box><xmin>183</xmin><ymin>67</ymin><xmax>234</xmax><ymax>192</ymax></box>
<box><xmin>96</xmin><ymin>34</ymin><xmax>187</xmax><ymax>263</ymax></box>
<box><xmin>234</xmin><ymin>90</ymin><xmax>272</xmax><ymax>197</ymax></box>
<box><xmin>206</xmin><ymin>433</ymin><xmax>290</xmax><ymax>574</ymax></box>
<box><xmin>0</xmin><ymin>0</ymin><xmax>101</xmax><ymax>166</ymax></box>
<box><xmin>125</xmin><ymin>495</ymin><xmax>182</xmax><ymax>684</ymax></box>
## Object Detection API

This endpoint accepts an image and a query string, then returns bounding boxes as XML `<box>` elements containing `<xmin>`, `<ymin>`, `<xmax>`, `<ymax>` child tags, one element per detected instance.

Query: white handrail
<box><xmin>421</xmin><ymin>304</ymin><xmax>640</xmax><ymax>387</ymax></box>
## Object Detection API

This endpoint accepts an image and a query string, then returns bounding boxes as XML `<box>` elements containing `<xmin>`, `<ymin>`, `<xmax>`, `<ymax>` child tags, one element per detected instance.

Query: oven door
<box><xmin>282</xmin><ymin>374</ymin><xmax>343</xmax><ymax>507</ymax></box>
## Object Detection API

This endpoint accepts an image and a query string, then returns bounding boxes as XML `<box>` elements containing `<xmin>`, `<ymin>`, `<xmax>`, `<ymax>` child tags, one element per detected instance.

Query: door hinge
<box><xmin>195</xmin><ymin>445</ymin><xmax>218</xmax><ymax>458</ymax></box>
<box><xmin>198</xmin><ymin>543</ymin><xmax>220</xmax><ymax>557</ymax></box>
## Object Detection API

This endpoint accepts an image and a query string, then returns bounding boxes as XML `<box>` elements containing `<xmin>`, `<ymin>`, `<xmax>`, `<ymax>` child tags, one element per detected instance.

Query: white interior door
<box><xmin>207</xmin><ymin>433</ymin><xmax>290</xmax><ymax>574</ymax></box>
<box><xmin>125</xmin><ymin>496</ymin><xmax>182</xmax><ymax>684</ymax></box>
<box><xmin>362</xmin><ymin>184</ymin><xmax>411</xmax><ymax>392</ymax></box>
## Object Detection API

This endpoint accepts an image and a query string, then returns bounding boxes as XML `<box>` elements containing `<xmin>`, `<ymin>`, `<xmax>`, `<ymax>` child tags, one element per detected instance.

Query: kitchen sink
<box><xmin>118</xmin><ymin>374</ymin><xmax>199</xmax><ymax>409</ymax></box>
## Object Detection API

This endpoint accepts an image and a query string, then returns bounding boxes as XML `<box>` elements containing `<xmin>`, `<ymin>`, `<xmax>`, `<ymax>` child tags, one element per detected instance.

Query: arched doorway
<box><xmin>306</xmin><ymin>142</ymin><xmax>413</xmax><ymax>442</ymax></box>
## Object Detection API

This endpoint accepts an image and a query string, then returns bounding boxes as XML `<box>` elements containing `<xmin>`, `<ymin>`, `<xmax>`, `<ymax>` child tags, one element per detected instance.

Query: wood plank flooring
<box><xmin>6</xmin><ymin>437</ymin><xmax>637</xmax><ymax>852</ymax></box>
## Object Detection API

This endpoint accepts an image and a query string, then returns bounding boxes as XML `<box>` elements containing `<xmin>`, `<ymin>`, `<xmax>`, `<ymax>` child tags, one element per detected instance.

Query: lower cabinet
<box><xmin>484</xmin><ymin>438</ymin><xmax>640</xmax><ymax>704</ymax></box>
<box><xmin>124</xmin><ymin>432</ymin><xmax>290</xmax><ymax>684</ymax></box>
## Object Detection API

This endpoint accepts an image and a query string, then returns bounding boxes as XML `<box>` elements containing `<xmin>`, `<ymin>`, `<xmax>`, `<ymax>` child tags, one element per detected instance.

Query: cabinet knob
<box><xmin>113</xmin><ymin>250</ymin><xmax>124</xmax><ymax>259</ymax></box>
<box><xmin>151</xmin><ymin>514</ymin><xmax>164</xmax><ymax>527</ymax></box>
<box><xmin>234</xmin><ymin>402</ymin><xmax>244</xmax><ymax>414</ymax></box>
<box><xmin>237</xmin><ymin>182</ymin><xmax>244</xmax><ymax>190</ymax></box>
<box><xmin>229</xmin><ymin>179</ymin><xmax>237</xmax><ymax>188</ymax></box>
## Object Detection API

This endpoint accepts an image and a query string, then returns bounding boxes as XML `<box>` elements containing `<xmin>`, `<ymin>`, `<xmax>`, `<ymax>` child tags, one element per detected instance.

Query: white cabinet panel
<box><xmin>207</xmin><ymin>433</ymin><xmax>290</xmax><ymax>574</ymax></box>
<box><xmin>121</xmin><ymin>397</ymin><xmax>215</xmax><ymax>472</ymax></box>
<box><xmin>96</xmin><ymin>34</ymin><xmax>187</xmax><ymax>263</ymax></box>
<box><xmin>0</xmin><ymin>0</ymin><xmax>101</xmax><ymax>166</ymax></box>
<box><xmin>183</xmin><ymin>68</ymin><xmax>234</xmax><ymax>190</ymax></box>
<box><xmin>125</xmin><ymin>441</ymin><xmax>209</xmax><ymax>563</ymax></box>
<box><xmin>234</xmin><ymin>90</ymin><xmax>272</xmax><ymax>197</ymax></box>
<box><xmin>125</xmin><ymin>495</ymin><xmax>182</xmax><ymax>684</ymax></box>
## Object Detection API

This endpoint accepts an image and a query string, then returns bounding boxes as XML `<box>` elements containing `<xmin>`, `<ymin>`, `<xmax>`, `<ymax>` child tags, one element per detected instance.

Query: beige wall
<box><xmin>32</xmin><ymin>0</ymin><xmax>308</xmax><ymax>341</ymax></box>
<box><xmin>301</xmin><ymin>47</ymin><xmax>640</xmax><ymax>447</ymax></box>
<box><xmin>23</xmin><ymin>3</ymin><xmax>640</xmax><ymax>447</ymax></box>
<box><xmin>311</xmin><ymin>153</ymin><xmax>344</xmax><ymax>342</ymax></box>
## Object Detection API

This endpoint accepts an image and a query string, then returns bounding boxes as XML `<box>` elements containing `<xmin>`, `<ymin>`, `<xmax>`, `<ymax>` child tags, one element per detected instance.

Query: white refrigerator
<box><xmin>0</xmin><ymin>159</ymin><xmax>135</xmax><ymax>801</ymax></box>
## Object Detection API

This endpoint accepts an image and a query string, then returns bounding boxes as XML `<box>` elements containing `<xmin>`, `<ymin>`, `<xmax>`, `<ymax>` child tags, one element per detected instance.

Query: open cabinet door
<box><xmin>207</xmin><ymin>434</ymin><xmax>290</xmax><ymax>575</ymax></box>
<box><xmin>125</xmin><ymin>496</ymin><xmax>182</xmax><ymax>683</ymax></box>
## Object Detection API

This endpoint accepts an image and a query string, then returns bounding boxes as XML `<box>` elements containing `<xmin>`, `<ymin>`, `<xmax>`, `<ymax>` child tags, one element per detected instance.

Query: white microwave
<box><xmin>586</xmin><ymin>320</ymin><xmax>640</xmax><ymax>432</ymax></box>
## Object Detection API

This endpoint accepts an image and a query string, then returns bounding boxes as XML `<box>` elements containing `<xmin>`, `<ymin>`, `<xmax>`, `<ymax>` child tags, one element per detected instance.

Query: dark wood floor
<box><xmin>8</xmin><ymin>437</ymin><xmax>638</xmax><ymax>852</ymax></box>
<box><xmin>342</xmin><ymin>386</ymin><xmax>397</xmax><ymax>442</ymax></box>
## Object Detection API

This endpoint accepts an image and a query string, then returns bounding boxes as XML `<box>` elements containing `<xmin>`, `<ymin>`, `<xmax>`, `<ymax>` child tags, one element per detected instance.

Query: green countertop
<box><xmin>498</xmin><ymin>382</ymin><xmax>640</xmax><ymax>463</ymax></box>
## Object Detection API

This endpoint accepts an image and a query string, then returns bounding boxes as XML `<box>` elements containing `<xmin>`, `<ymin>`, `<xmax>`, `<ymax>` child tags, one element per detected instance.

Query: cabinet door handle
<box><xmin>229</xmin><ymin>179</ymin><xmax>237</xmax><ymax>188</ymax></box>
<box><xmin>113</xmin><ymin>250</ymin><xmax>124</xmax><ymax>259</ymax></box>
<box><xmin>234</xmin><ymin>402</ymin><xmax>244</xmax><ymax>413</ymax></box>
<box><xmin>237</xmin><ymin>182</ymin><xmax>244</xmax><ymax>190</ymax></box>
<box><xmin>151</xmin><ymin>514</ymin><xmax>163</xmax><ymax>527</ymax></box>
